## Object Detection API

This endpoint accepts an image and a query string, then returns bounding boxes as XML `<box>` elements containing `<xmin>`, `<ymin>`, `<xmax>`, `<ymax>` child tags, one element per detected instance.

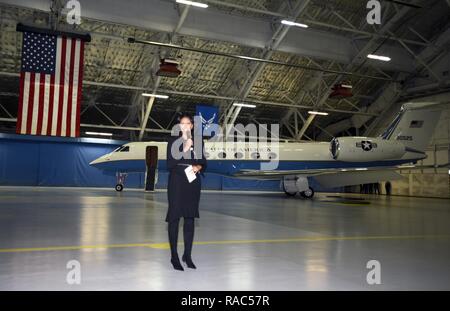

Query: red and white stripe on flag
<box><xmin>16</xmin><ymin>36</ymin><xmax>85</xmax><ymax>137</ymax></box>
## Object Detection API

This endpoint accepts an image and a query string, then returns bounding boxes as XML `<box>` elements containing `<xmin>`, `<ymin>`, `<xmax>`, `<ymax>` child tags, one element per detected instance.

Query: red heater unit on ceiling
<box><xmin>329</xmin><ymin>83</ymin><xmax>353</xmax><ymax>99</ymax></box>
<box><xmin>156</xmin><ymin>59</ymin><xmax>181</xmax><ymax>78</ymax></box>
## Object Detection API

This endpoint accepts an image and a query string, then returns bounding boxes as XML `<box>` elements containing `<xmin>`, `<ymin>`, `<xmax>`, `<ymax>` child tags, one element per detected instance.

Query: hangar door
<box><xmin>145</xmin><ymin>146</ymin><xmax>158</xmax><ymax>191</ymax></box>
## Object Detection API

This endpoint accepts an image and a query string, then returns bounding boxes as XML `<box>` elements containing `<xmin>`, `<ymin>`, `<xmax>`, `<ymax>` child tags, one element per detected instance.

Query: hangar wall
<box><xmin>387</xmin><ymin>172</ymin><xmax>449</xmax><ymax>198</ymax></box>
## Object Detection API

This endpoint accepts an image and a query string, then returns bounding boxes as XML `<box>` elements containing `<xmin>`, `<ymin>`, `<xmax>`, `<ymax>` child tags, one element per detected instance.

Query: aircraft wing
<box><xmin>231</xmin><ymin>166</ymin><xmax>397</xmax><ymax>180</ymax></box>
<box><xmin>230</xmin><ymin>163</ymin><xmax>449</xmax><ymax>187</ymax></box>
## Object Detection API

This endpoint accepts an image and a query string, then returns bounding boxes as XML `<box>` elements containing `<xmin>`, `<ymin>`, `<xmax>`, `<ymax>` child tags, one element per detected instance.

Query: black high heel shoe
<box><xmin>171</xmin><ymin>257</ymin><xmax>184</xmax><ymax>271</ymax></box>
<box><xmin>182</xmin><ymin>254</ymin><xmax>197</xmax><ymax>269</ymax></box>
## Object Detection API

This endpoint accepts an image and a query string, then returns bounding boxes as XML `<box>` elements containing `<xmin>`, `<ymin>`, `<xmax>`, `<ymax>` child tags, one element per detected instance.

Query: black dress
<box><xmin>165</xmin><ymin>134</ymin><xmax>208</xmax><ymax>223</ymax></box>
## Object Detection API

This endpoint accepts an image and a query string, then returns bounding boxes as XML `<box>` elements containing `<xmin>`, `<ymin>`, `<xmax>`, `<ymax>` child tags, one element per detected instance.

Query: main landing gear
<box><xmin>299</xmin><ymin>187</ymin><xmax>314</xmax><ymax>199</ymax></box>
<box><xmin>282</xmin><ymin>177</ymin><xmax>315</xmax><ymax>199</ymax></box>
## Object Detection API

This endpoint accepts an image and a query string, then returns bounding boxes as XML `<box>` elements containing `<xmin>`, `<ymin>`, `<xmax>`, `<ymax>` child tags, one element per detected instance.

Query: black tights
<box><xmin>168</xmin><ymin>217</ymin><xmax>195</xmax><ymax>260</ymax></box>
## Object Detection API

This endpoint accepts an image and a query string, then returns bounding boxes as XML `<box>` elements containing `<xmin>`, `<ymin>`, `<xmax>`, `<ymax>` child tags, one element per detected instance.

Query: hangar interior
<box><xmin>0</xmin><ymin>0</ymin><xmax>449</xmax><ymax>290</ymax></box>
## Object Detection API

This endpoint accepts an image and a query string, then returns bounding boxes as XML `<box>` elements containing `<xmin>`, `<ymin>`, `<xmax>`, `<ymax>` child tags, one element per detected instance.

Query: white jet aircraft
<box><xmin>90</xmin><ymin>102</ymin><xmax>447</xmax><ymax>197</ymax></box>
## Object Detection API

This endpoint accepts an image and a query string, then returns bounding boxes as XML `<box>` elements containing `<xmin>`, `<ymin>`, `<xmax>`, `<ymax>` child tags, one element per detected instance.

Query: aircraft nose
<box><xmin>89</xmin><ymin>157</ymin><xmax>103</xmax><ymax>166</ymax></box>
<box><xmin>89</xmin><ymin>158</ymin><xmax>98</xmax><ymax>166</ymax></box>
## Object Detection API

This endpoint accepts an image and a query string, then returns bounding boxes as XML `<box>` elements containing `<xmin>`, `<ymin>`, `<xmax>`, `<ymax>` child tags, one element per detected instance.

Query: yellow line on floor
<box><xmin>149</xmin><ymin>234</ymin><xmax>450</xmax><ymax>249</ymax></box>
<box><xmin>0</xmin><ymin>243</ymin><xmax>154</xmax><ymax>253</ymax></box>
<box><xmin>318</xmin><ymin>201</ymin><xmax>370</xmax><ymax>206</ymax></box>
<box><xmin>0</xmin><ymin>235</ymin><xmax>449</xmax><ymax>253</ymax></box>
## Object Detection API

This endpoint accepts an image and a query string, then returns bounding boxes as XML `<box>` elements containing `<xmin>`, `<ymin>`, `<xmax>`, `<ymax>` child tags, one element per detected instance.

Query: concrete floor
<box><xmin>0</xmin><ymin>186</ymin><xmax>449</xmax><ymax>290</ymax></box>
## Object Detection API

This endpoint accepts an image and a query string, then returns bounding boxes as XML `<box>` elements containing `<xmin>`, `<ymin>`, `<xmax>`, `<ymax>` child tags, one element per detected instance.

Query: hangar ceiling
<box><xmin>0</xmin><ymin>0</ymin><xmax>449</xmax><ymax>141</ymax></box>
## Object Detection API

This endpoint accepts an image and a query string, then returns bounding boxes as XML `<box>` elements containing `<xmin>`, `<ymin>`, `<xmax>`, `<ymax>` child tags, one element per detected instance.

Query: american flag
<box><xmin>16</xmin><ymin>31</ymin><xmax>85</xmax><ymax>137</ymax></box>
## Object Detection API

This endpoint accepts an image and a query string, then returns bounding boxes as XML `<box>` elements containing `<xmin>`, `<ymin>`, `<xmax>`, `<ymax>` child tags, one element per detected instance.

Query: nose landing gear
<box><xmin>115</xmin><ymin>172</ymin><xmax>127</xmax><ymax>192</ymax></box>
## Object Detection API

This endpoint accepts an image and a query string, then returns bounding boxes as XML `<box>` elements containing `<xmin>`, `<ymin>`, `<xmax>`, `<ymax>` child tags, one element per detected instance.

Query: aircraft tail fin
<box><xmin>380</xmin><ymin>102</ymin><xmax>444</xmax><ymax>152</ymax></box>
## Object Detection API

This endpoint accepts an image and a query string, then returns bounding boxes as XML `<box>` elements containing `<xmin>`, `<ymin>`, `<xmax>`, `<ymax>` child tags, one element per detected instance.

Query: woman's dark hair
<box><xmin>177</xmin><ymin>113</ymin><xmax>194</xmax><ymax>124</ymax></box>
<box><xmin>173</xmin><ymin>113</ymin><xmax>195</xmax><ymax>137</ymax></box>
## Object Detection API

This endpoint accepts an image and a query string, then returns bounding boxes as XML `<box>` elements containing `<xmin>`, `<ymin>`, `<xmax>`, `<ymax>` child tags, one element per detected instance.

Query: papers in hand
<box><xmin>184</xmin><ymin>165</ymin><xmax>197</xmax><ymax>183</ymax></box>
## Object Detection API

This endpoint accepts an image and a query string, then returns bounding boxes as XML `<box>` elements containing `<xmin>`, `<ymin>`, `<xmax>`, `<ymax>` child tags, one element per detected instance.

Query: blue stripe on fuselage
<box><xmin>90</xmin><ymin>158</ymin><xmax>417</xmax><ymax>175</ymax></box>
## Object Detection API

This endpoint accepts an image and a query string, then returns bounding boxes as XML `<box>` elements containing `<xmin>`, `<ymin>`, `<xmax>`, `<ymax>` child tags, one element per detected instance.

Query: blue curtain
<box><xmin>0</xmin><ymin>135</ymin><xmax>143</xmax><ymax>188</ymax></box>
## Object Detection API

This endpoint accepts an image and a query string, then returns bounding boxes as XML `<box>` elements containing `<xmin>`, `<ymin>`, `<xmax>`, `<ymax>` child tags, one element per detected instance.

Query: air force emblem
<box><xmin>196</xmin><ymin>105</ymin><xmax>219</xmax><ymax>137</ymax></box>
<box><xmin>361</xmin><ymin>141</ymin><xmax>373</xmax><ymax>151</ymax></box>
<box><xmin>199</xmin><ymin>112</ymin><xmax>216</xmax><ymax>131</ymax></box>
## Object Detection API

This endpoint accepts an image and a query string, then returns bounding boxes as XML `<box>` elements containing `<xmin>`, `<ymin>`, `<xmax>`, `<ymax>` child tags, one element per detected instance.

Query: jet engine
<box><xmin>330</xmin><ymin>137</ymin><xmax>406</xmax><ymax>162</ymax></box>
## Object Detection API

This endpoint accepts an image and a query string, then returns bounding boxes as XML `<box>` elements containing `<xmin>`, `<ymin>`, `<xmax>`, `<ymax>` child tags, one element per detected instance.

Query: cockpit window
<box><xmin>114</xmin><ymin>146</ymin><xmax>130</xmax><ymax>152</ymax></box>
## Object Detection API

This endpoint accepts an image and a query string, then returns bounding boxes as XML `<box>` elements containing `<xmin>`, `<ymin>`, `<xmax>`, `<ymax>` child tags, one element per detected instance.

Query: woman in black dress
<box><xmin>166</xmin><ymin>113</ymin><xmax>207</xmax><ymax>271</ymax></box>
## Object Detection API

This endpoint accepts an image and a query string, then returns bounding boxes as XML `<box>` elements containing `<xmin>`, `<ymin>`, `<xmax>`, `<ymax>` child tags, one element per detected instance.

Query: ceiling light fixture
<box><xmin>308</xmin><ymin>111</ymin><xmax>329</xmax><ymax>116</ymax></box>
<box><xmin>281</xmin><ymin>20</ymin><xmax>308</xmax><ymax>28</ymax></box>
<box><xmin>367</xmin><ymin>54</ymin><xmax>391</xmax><ymax>62</ymax></box>
<box><xmin>85</xmin><ymin>131</ymin><xmax>113</xmax><ymax>137</ymax></box>
<box><xmin>176</xmin><ymin>0</ymin><xmax>208</xmax><ymax>8</ymax></box>
<box><xmin>233</xmin><ymin>102</ymin><xmax>256</xmax><ymax>108</ymax></box>
<box><xmin>142</xmin><ymin>93</ymin><xmax>169</xmax><ymax>99</ymax></box>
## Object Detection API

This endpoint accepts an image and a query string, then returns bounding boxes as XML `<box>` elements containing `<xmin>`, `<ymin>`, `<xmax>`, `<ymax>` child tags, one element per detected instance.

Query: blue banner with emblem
<box><xmin>196</xmin><ymin>105</ymin><xmax>219</xmax><ymax>137</ymax></box>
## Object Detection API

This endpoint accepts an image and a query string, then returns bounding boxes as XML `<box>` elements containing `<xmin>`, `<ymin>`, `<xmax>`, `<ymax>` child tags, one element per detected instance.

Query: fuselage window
<box><xmin>234</xmin><ymin>152</ymin><xmax>243</xmax><ymax>159</ymax></box>
<box><xmin>251</xmin><ymin>152</ymin><xmax>260</xmax><ymax>159</ymax></box>
<box><xmin>268</xmin><ymin>152</ymin><xmax>277</xmax><ymax>160</ymax></box>
<box><xmin>218</xmin><ymin>152</ymin><xmax>227</xmax><ymax>159</ymax></box>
